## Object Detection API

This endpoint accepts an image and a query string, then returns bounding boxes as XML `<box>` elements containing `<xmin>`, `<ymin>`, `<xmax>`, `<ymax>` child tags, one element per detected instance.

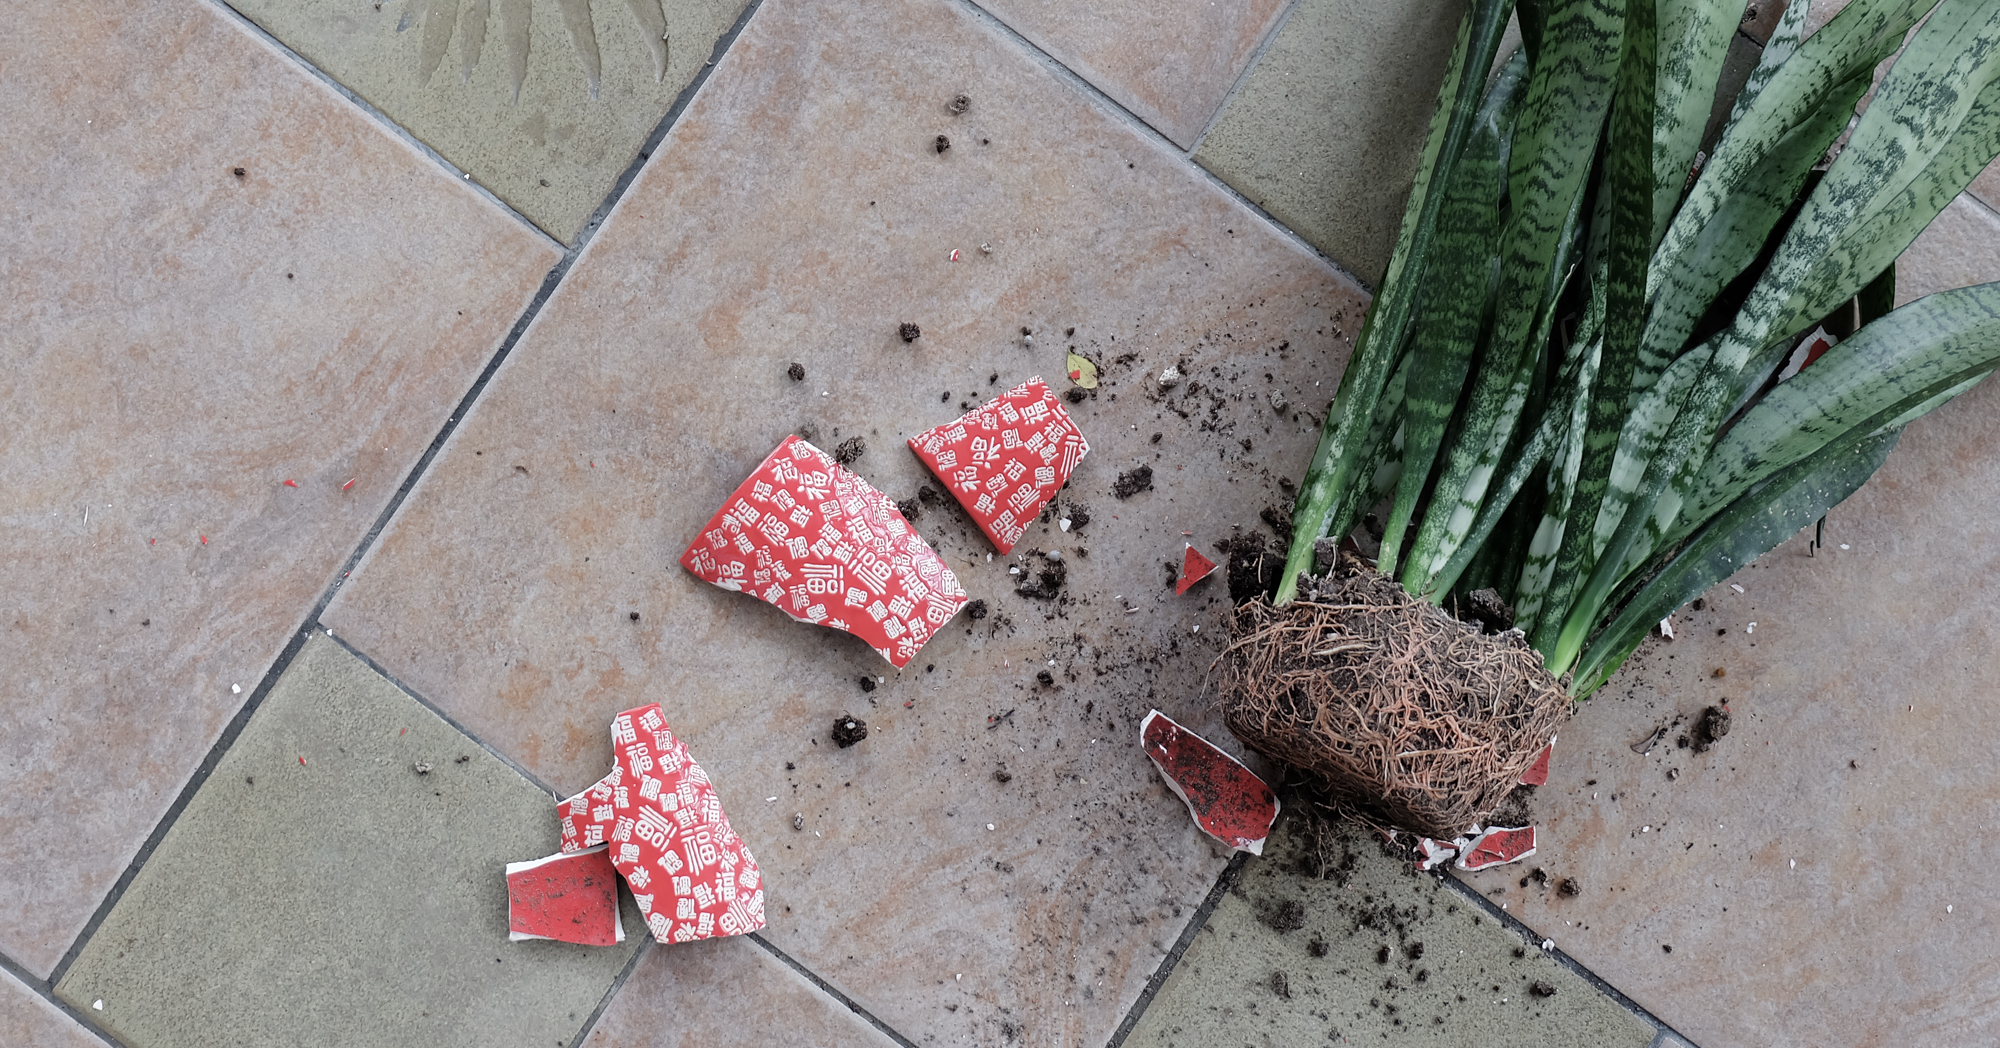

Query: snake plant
<box><xmin>1277</xmin><ymin>0</ymin><xmax>2000</xmax><ymax>696</ymax></box>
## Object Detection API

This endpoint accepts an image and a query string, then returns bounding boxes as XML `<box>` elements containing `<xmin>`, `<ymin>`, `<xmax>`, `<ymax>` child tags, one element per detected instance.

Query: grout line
<box><xmin>196</xmin><ymin>0</ymin><xmax>562</xmax><ymax>251</ymax></box>
<box><xmin>1964</xmin><ymin>187</ymin><xmax>2000</xmax><ymax>223</ymax></box>
<box><xmin>1186</xmin><ymin>0</ymin><xmax>1303</xmax><ymax>158</ymax></box>
<box><xmin>1103</xmin><ymin>851</ymin><xmax>1252</xmax><ymax>1048</ymax></box>
<box><xmin>566</xmin><ymin>938</ymin><xmax>654</xmax><ymax>1048</ymax></box>
<box><xmin>1436</xmin><ymin>871</ymin><xmax>1702</xmax><ymax>1047</ymax></box>
<box><xmin>49</xmin><ymin>0</ymin><xmax>768</xmax><ymax>997</ymax></box>
<box><xmin>0</xmin><ymin>948</ymin><xmax>132</xmax><ymax>1048</ymax></box>
<box><xmin>47</xmin><ymin>623</ymin><xmax>314</xmax><ymax>987</ymax></box>
<box><xmin>946</xmin><ymin>0</ymin><xmax>1370</xmax><ymax>295</ymax></box>
<box><xmin>744</xmin><ymin>933</ymin><xmax>924</xmax><ymax>1048</ymax></box>
<box><xmin>321</xmin><ymin>632</ymin><xmax>565</xmax><ymax>797</ymax></box>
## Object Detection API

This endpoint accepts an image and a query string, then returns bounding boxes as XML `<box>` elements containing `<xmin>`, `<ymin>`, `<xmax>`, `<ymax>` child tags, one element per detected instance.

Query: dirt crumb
<box><xmin>994</xmin><ymin>765</ymin><xmax>1012</xmax><ymax>783</ymax></box>
<box><xmin>966</xmin><ymin>599</ymin><xmax>989</xmax><ymax>620</ymax></box>
<box><xmin>1269</xmin><ymin>971</ymin><xmax>1292</xmax><ymax>999</ymax></box>
<box><xmin>899</xmin><ymin>322</ymin><xmax>921</xmax><ymax>343</ymax></box>
<box><xmin>934</xmin><ymin>134</ymin><xmax>951</xmax><ymax>154</ymax></box>
<box><xmin>1308</xmin><ymin>936</ymin><xmax>1329</xmax><ymax>958</ymax></box>
<box><xmin>947</xmin><ymin>93</ymin><xmax>971</xmax><ymax>115</ymax></box>
<box><xmin>1530</xmin><ymin>981</ymin><xmax>1557</xmax><ymax>998</ymax></box>
<box><xmin>897</xmin><ymin>498</ymin><xmax>921</xmax><ymax>521</ymax></box>
<box><xmin>831</xmin><ymin>716</ymin><xmax>868</xmax><ymax>748</ymax></box>
<box><xmin>1461</xmin><ymin>588</ymin><xmax>1515</xmax><ymax>633</ymax></box>
<box><xmin>1265</xmin><ymin>898</ymin><xmax>1306</xmax><ymax>933</ymax></box>
<box><xmin>1112</xmin><ymin>466</ymin><xmax>1153</xmax><ymax>499</ymax></box>
<box><xmin>834</xmin><ymin>437</ymin><xmax>866</xmax><ymax>466</ymax></box>
<box><xmin>918</xmin><ymin>485</ymin><xmax>945</xmax><ymax>506</ymax></box>
<box><xmin>857</xmin><ymin>676</ymin><xmax>876</xmax><ymax>693</ymax></box>
<box><xmin>1692</xmin><ymin>705</ymin><xmax>1731</xmax><ymax>752</ymax></box>
<box><xmin>1558</xmin><ymin>877</ymin><xmax>1580</xmax><ymax>896</ymax></box>
<box><xmin>786</xmin><ymin>362</ymin><xmax>805</xmax><ymax>381</ymax></box>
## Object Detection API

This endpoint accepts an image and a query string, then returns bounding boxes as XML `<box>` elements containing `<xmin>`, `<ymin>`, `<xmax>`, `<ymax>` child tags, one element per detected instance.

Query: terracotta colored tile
<box><xmin>1194</xmin><ymin>0</ymin><xmax>1473</xmax><ymax>286</ymax></box>
<box><xmin>1452</xmin><ymin>370</ymin><xmax>2000</xmax><ymax>1047</ymax></box>
<box><xmin>321</xmin><ymin>0</ymin><xmax>1368</xmax><ymax>1042</ymax></box>
<box><xmin>1894</xmin><ymin>194</ymin><xmax>2000</xmax><ymax>306</ymax></box>
<box><xmin>221</xmin><ymin>0</ymin><xmax>750</xmax><ymax>242</ymax></box>
<box><xmin>584</xmin><ymin>940</ymin><xmax>899</xmax><ymax>1047</ymax></box>
<box><xmin>1</xmin><ymin>970</ymin><xmax>105</xmax><ymax>1048</ymax></box>
<box><xmin>0</xmin><ymin>0</ymin><xmax>558</xmax><ymax>977</ymax></box>
<box><xmin>1971</xmin><ymin>158</ymin><xmax>2000</xmax><ymax>214</ymax></box>
<box><xmin>972</xmin><ymin>0</ymin><xmax>1289</xmax><ymax>147</ymax></box>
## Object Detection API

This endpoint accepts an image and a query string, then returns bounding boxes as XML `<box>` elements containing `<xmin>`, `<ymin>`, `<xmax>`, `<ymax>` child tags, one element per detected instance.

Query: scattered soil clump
<box><xmin>1530</xmin><ymin>980</ymin><xmax>1557</xmax><ymax>998</ymax></box>
<box><xmin>857</xmin><ymin>676</ymin><xmax>876</xmax><ymax>693</ymax></box>
<box><xmin>899</xmin><ymin>322</ymin><xmax>922</xmax><ymax>343</ymax></box>
<box><xmin>1692</xmin><ymin>705</ymin><xmax>1732</xmax><ymax>752</ymax></box>
<box><xmin>1221</xmin><ymin>535</ymin><xmax>1280</xmax><ymax>605</ymax></box>
<box><xmin>966</xmin><ymin>599</ymin><xmax>989</xmax><ymax>620</ymax></box>
<box><xmin>1459</xmin><ymin>588</ymin><xmax>1515</xmax><ymax>633</ymax></box>
<box><xmin>1015</xmin><ymin>552</ymin><xmax>1066</xmax><ymax>599</ymax></box>
<box><xmin>831</xmin><ymin>715</ymin><xmax>868</xmax><ymax>748</ymax></box>
<box><xmin>1269</xmin><ymin>971</ymin><xmax>1292</xmax><ymax>999</ymax></box>
<box><xmin>834</xmin><ymin>437</ymin><xmax>866</xmax><ymax>466</ymax></box>
<box><xmin>947</xmin><ymin>93</ymin><xmax>971</xmax><ymax>115</ymax></box>
<box><xmin>787</xmin><ymin>362</ymin><xmax>805</xmax><ymax>381</ymax></box>
<box><xmin>934</xmin><ymin>134</ymin><xmax>951</xmax><ymax>154</ymax></box>
<box><xmin>1112</xmin><ymin>466</ymin><xmax>1153</xmax><ymax>499</ymax></box>
<box><xmin>1265</xmin><ymin>898</ymin><xmax>1307</xmax><ymax>933</ymax></box>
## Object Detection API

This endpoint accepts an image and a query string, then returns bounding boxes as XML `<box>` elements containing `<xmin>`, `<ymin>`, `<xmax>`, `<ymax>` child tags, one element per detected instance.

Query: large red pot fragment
<box><xmin>907</xmin><ymin>377</ymin><xmax>1089</xmax><ymax>553</ymax></box>
<box><xmin>1141</xmin><ymin>709</ymin><xmax>1279</xmax><ymax>854</ymax></box>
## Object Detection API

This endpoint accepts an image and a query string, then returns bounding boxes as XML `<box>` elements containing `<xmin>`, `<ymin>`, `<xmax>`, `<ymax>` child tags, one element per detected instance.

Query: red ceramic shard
<box><xmin>1455</xmin><ymin>826</ymin><xmax>1537</xmax><ymax>871</ymax></box>
<box><xmin>1140</xmin><ymin>709</ymin><xmax>1279</xmax><ymax>854</ymax></box>
<box><xmin>1176</xmin><ymin>545</ymin><xmax>1216</xmax><ymax>595</ymax></box>
<box><xmin>1779</xmin><ymin>325</ymin><xmax>1836</xmax><ymax>381</ymax></box>
<box><xmin>1414</xmin><ymin>837</ymin><xmax>1457</xmax><ymax>872</ymax></box>
<box><xmin>506</xmin><ymin>845</ymin><xmax>624</xmax><ymax>946</ymax></box>
<box><xmin>680</xmin><ymin>435</ymin><xmax>968</xmax><ymax>667</ymax></box>
<box><xmin>558</xmin><ymin>704</ymin><xmax>766</xmax><ymax>945</ymax></box>
<box><xmin>1519</xmin><ymin>740</ymin><xmax>1553</xmax><ymax>786</ymax></box>
<box><xmin>906</xmin><ymin>376</ymin><xmax>1090</xmax><ymax>554</ymax></box>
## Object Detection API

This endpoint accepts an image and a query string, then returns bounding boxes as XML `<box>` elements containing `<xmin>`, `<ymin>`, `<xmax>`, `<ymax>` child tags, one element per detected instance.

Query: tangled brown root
<box><xmin>1215</xmin><ymin>559</ymin><xmax>1568</xmax><ymax>840</ymax></box>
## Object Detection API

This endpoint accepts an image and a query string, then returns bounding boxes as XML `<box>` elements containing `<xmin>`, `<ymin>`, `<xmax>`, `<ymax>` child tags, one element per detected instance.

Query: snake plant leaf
<box><xmin>1572</xmin><ymin>423</ymin><xmax>1903</xmax><ymax>696</ymax></box>
<box><xmin>1651</xmin><ymin>0</ymin><xmax>1742</xmax><ymax>243</ymax></box>
<box><xmin>1378</xmin><ymin>51</ymin><xmax>1528</xmax><ymax>576</ymax></box>
<box><xmin>1673</xmin><ymin>283</ymin><xmax>2000</xmax><ymax>542</ymax></box>
<box><xmin>1721</xmin><ymin>0</ymin><xmax>1814</xmax><ymax>141</ymax></box>
<box><xmin>1275</xmin><ymin>0</ymin><xmax>1516</xmax><ymax>604</ymax></box>
<box><xmin>1531</xmin><ymin>0</ymin><xmax>1657</xmax><ymax>651</ymax></box>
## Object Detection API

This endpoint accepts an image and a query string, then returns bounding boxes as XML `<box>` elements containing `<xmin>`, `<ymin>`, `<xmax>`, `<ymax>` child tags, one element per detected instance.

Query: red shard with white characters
<box><xmin>907</xmin><ymin>377</ymin><xmax>1090</xmax><ymax>554</ymax></box>
<box><xmin>1141</xmin><ymin>709</ymin><xmax>1280</xmax><ymax>854</ymax></box>
<box><xmin>680</xmin><ymin>435</ymin><xmax>968</xmax><ymax>667</ymax></box>
<box><xmin>506</xmin><ymin>845</ymin><xmax>624</xmax><ymax>946</ymax></box>
<box><xmin>558</xmin><ymin>704</ymin><xmax>766</xmax><ymax>945</ymax></box>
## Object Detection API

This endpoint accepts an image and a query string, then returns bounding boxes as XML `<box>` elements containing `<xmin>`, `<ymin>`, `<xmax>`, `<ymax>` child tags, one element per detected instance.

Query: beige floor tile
<box><xmin>1</xmin><ymin>970</ymin><xmax>104</xmax><ymax>1048</ymax></box>
<box><xmin>0</xmin><ymin>0</ymin><xmax>558</xmax><ymax>977</ymax></box>
<box><xmin>321</xmin><ymin>0</ymin><xmax>1367</xmax><ymax>1042</ymax></box>
<box><xmin>584</xmin><ymin>940</ymin><xmax>898</xmax><ymax>1047</ymax></box>
<box><xmin>1896</xmin><ymin>193</ymin><xmax>2000</xmax><ymax>305</ymax></box>
<box><xmin>1193</xmin><ymin>0</ymin><xmax>1472</xmax><ymax>287</ymax></box>
<box><xmin>973</xmin><ymin>0</ymin><xmax>1289</xmax><ymax>148</ymax></box>
<box><xmin>1452</xmin><ymin>369</ymin><xmax>2000</xmax><ymax>1046</ymax></box>
<box><xmin>221</xmin><ymin>0</ymin><xmax>751</xmax><ymax>242</ymax></box>
<box><xmin>1970</xmin><ymin>158</ymin><xmax>2000</xmax><ymax>214</ymax></box>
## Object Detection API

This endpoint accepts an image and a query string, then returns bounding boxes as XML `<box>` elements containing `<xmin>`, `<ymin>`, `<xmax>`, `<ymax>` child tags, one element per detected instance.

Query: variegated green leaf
<box><xmin>1651</xmin><ymin>0</ymin><xmax>1740</xmax><ymax>242</ymax></box>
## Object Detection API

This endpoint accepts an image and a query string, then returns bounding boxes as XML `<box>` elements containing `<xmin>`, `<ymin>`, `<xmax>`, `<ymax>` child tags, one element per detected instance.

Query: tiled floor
<box><xmin>10</xmin><ymin>0</ymin><xmax>2000</xmax><ymax>1045</ymax></box>
<box><xmin>0</xmin><ymin>0</ymin><xmax>557</xmax><ymax>979</ymax></box>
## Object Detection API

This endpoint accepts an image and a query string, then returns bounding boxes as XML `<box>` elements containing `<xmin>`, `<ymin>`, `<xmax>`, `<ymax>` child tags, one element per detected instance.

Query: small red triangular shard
<box><xmin>1519</xmin><ymin>740</ymin><xmax>1553</xmax><ymax>786</ymax></box>
<box><xmin>1141</xmin><ymin>710</ymin><xmax>1279</xmax><ymax>853</ymax></box>
<box><xmin>1176</xmin><ymin>545</ymin><xmax>1216</xmax><ymax>595</ymax></box>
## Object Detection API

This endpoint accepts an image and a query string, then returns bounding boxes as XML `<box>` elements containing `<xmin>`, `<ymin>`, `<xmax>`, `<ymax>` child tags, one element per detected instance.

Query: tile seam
<box><xmin>743</xmin><ymin>933</ymin><xmax>924</xmax><ymax>1048</ymax></box>
<box><xmin>1184</xmin><ymin>0</ymin><xmax>1303</xmax><ymax>158</ymax></box>
<box><xmin>1102</xmin><ymin>850</ymin><xmax>1252</xmax><ymax>1048</ymax></box>
<box><xmin>196</xmin><ymin>0</ymin><xmax>562</xmax><ymax>252</ymax></box>
<box><xmin>947</xmin><ymin>0</ymin><xmax>1370</xmax><ymax>294</ymax></box>
<box><xmin>0</xmin><ymin>948</ymin><xmax>131</xmax><ymax>1048</ymax></box>
<box><xmin>48</xmin><ymin>0</ymin><xmax>770</xmax><ymax>994</ymax></box>
<box><xmin>1436</xmin><ymin>870</ymin><xmax>1703</xmax><ymax>1047</ymax></box>
<box><xmin>1963</xmin><ymin>187</ymin><xmax>2000</xmax><ymax>223</ymax></box>
<box><xmin>566</xmin><ymin>939</ymin><xmax>655</xmax><ymax>1048</ymax></box>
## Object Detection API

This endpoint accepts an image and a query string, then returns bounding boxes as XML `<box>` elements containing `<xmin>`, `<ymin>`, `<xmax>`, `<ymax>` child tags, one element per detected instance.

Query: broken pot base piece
<box><xmin>506</xmin><ymin>845</ymin><xmax>624</xmax><ymax>946</ymax></box>
<box><xmin>1140</xmin><ymin>709</ymin><xmax>1279</xmax><ymax>854</ymax></box>
<box><xmin>560</xmin><ymin>704</ymin><xmax>766</xmax><ymax>944</ymax></box>
<box><xmin>1455</xmin><ymin>826</ymin><xmax>1537</xmax><ymax>871</ymax></box>
<box><xmin>680</xmin><ymin>435</ymin><xmax>968</xmax><ymax>667</ymax></box>
<box><xmin>1176</xmin><ymin>545</ymin><xmax>1216</xmax><ymax>595</ymax></box>
<box><xmin>906</xmin><ymin>376</ymin><xmax>1090</xmax><ymax>554</ymax></box>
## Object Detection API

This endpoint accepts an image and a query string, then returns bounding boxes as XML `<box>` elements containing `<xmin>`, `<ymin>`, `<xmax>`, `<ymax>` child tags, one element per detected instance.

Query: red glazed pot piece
<box><xmin>1176</xmin><ymin>545</ymin><xmax>1216</xmax><ymax>595</ymax></box>
<box><xmin>1140</xmin><ymin>709</ymin><xmax>1280</xmax><ymax>854</ymax></box>
<box><xmin>907</xmin><ymin>377</ymin><xmax>1090</xmax><ymax>554</ymax></box>
<box><xmin>680</xmin><ymin>435</ymin><xmax>968</xmax><ymax>667</ymax></box>
<box><xmin>1414</xmin><ymin>837</ymin><xmax>1458</xmax><ymax>872</ymax></box>
<box><xmin>1455</xmin><ymin>826</ymin><xmax>1537</xmax><ymax>871</ymax></box>
<box><xmin>558</xmin><ymin>704</ymin><xmax>766</xmax><ymax>944</ymax></box>
<box><xmin>1519</xmin><ymin>740</ymin><xmax>1553</xmax><ymax>786</ymax></box>
<box><xmin>506</xmin><ymin>845</ymin><xmax>624</xmax><ymax>946</ymax></box>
